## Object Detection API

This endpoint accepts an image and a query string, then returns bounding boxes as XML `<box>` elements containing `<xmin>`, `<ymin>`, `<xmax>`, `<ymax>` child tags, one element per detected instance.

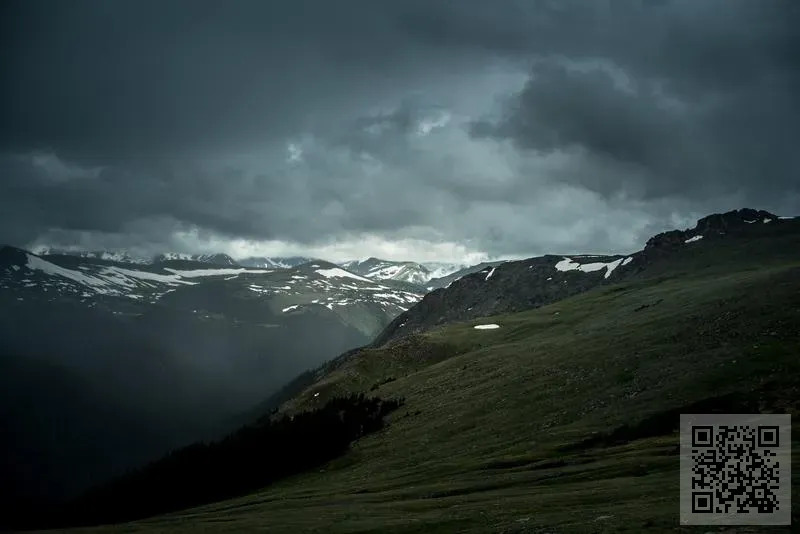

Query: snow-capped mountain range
<box><xmin>27</xmin><ymin>249</ymin><xmax>472</xmax><ymax>287</ymax></box>
<box><xmin>338</xmin><ymin>257</ymin><xmax>472</xmax><ymax>286</ymax></box>
<box><xmin>153</xmin><ymin>252</ymin><xmax>240</xmax><ymax>266</ymax></box>
<box><xmin>0</xmin><ymin>248</ymin><xmax>428</xmax><ymax>501</ymax></box>
<box><xmin>31</xmin><ymin>248</ymin><xmax>324</xmax><ymax>271</ymax></box>
<box><xmin>0</xmin><ymin>247</ymin><xmax>425</xmax><ymax>337</ymax></box>
<box><xmin>30</xmin><ymin>247</ymin><xmax>148</xmax><ymax>264</ymax></box>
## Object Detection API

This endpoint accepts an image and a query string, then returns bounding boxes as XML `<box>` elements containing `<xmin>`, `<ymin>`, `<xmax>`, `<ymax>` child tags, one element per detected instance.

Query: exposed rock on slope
<box><xmin>644</xmin><ymin>209</ymin><xmax>781</xmax><ymax>253</ymax></box>
<box><xmin>372</xmin><ymin>254</ymin><xmax>633</xmax><ymax>347</ymax></box>
<box><xmin>372</xmin><ymin>209</ymin><xmax>797</xmax><ymax>347</ymax></box>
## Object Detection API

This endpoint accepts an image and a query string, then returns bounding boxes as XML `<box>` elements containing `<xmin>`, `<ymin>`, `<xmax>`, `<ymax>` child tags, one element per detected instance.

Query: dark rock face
<box><xmin>0</xmin><ymin>245</ymin><xmax>29</xmax><ymax>267</ymax></box>
<box><xmin>645</xmin><ymin>209</ymin><xmax>779</xmax><ymax>252</ymax></box>
<box><xmin>695</xmin><ymin>208</ymin><xmax>777</xmax><ymax>233</ymax></box>
<box><xmin>643</xmin><ymin>229</ymin><xmax>687</xmax><ymax>252</ymax></box>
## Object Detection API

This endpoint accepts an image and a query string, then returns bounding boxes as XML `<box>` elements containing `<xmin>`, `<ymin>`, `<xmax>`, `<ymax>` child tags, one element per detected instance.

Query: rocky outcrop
<box><xmin>0</xmin><ymin>245</ymin><xmax>29</xmax><ymax>267</ymax></box>
<box><xmin>645</xmin><ymin>209</ymin><xmax>779</xmax><ymax>252</ymax></box>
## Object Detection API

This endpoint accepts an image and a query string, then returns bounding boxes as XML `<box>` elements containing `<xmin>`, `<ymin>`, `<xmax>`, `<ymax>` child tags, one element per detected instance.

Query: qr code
<box><xmin>680</xmin><ymin>414</ymin><xmax>791</xmax><ymax>526</ymax></box>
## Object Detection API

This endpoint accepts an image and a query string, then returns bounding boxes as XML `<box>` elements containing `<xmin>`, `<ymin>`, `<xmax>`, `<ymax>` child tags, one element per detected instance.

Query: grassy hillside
<box><xmin>54</xmin><ymin>243</ymin><xmax>799</xmax><ymax>533</ymax></box>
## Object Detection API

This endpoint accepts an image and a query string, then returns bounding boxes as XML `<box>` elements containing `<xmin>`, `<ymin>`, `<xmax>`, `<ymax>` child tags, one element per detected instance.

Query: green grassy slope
<box><xmin>55</xmin><ymin>243</ymin><xmax>799</xmax><ymax>533</ymax></box>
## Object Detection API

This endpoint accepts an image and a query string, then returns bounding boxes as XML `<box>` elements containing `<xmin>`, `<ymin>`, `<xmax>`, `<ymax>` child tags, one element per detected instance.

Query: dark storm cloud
<box><xmin>1</xmin><ymin>0</ymin><xmax>798</xmax><ymax>258</ymax></box>
<box><xmin>0</xmin><ymin>0</ymin><xmax>463</xmax><ymax>162</ymax></box>
<box><xmin>469</xmin><ymin>0</ymin><xmax>800</xmax><ymax>204</ymax></box>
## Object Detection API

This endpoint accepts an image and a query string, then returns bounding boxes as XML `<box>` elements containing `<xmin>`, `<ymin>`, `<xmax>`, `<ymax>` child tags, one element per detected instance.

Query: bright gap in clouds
<box><xmin>181</xmin><ymin>232</ymin><xmax>492</xmax><ymax>264</ymax></box>
<box><xmin>28</xmin><ymin>227</ymin><xmax>492</xmax><ymax>265</ymax></box>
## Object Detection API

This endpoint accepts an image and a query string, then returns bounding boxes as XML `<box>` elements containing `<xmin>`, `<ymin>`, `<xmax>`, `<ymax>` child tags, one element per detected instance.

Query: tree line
<box><xmin>43</xmin><ymin>393</ymin><xmax>404</xmax><ymax>529</ymax></box>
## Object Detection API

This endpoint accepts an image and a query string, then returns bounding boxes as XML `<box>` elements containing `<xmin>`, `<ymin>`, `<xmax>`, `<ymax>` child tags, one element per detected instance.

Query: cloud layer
<box><xmin>2</xmin><ymin>0</ymin><xmax>798</xmax><ymax>261</ymax></box>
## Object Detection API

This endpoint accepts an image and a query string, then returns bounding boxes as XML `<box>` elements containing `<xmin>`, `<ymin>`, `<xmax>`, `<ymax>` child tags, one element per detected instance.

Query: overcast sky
<box><xmin>2</xmin><ymin>0</ymin><xmax>798</xmax><ymax>263</ymax></box>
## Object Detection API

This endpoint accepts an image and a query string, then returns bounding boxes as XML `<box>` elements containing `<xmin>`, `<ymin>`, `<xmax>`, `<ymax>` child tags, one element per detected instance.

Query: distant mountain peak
<box><xmin>339</xmin><ymin>257</ymin><xmax>434</xmax><ymax>285</ymax></box>
<box><xmin>32</xmin><ymin>247</ymin><xmax>146</xmax><ymax>264</ymax></box>
<box><xmin>153</xmin><ymin>252</ymin><xmax>240</xmax><ymax>266</ymax></box>
<box><xmin>238</xmin><ymin>256</ymin><xmax>319</xmax><ymax>269</ymax></box>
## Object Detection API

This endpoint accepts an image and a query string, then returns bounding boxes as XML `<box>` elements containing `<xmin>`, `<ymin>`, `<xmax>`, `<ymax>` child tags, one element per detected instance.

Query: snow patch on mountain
<box><xmin>100</xmin><ymin>266</ymin><xmax>195</xmax><ymax>286</ymax></box>
<box><xmin>19</xmin><ymin>253</ymin><xmax>198</xmax><ymax>300</ymax></box>
<box><xmin>421</xmin><ymin>261</ymin><xmax>474</xmax><ymax>280</ymax></box>
<box><xmin>554</xmin><ymin>256</ymin><xmax>627</xmax><ymax>279</ymax></box>
<box><xmin>316</xmin><ymin>267</ymin><xmax>373</xmax><ymax>283</ymax></box>
<box><xmin>163</xmin><ymin>267</ymin><xmax>272</xmax><ymax>278</ymax></box>
<box><xmin>26</xmin><ymin>254</ymin><xmax>109</xmax><ymax>288</ymax></box>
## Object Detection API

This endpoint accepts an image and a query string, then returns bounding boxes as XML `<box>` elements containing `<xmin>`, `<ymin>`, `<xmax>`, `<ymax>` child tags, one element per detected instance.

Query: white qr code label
<box><xmin>680</xmin><ymin>413</ymin><xmax>791</xmax><ymax>526</ymax></box>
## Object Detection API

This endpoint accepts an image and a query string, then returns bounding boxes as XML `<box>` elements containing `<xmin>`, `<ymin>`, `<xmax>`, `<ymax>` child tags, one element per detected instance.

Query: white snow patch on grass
<box><xmin>684</xmin><ymin>235</ymin><xmax>703</xmax><ymax>243</ymax></box>
<box><xmin>485</xmin><ymin>267</ymin><xmax>496</xmax><ymax>280</ymax></box>
<box><xmin>341</xmin><ymin>284</ymin><xmax>364</xmax><ymax>291</ymax></box>
<box><xmin>554</xmin><ymin>256</ymin><xmax>626</xmax><ymax>279</ymax></box>
<box><xmin>622</xmin><ymin>257</ymin><xmax>633</xmax><ymax>266</ymax></box>
<box><xmin>26</xmin><ymin>254</ymin><xmax>109</xmax><ymax>287</ymax></box>
<box><xmin>315</xmin><ymin>267</ymin><xmax>372</xmax><ymax>282</ymax></box>
<box><xmin>369</xmin><ymin>265</ymin><xmax>402</xmax><ymax>277</ymax></box>
<box><xmin>474</xmin><ymin>324</ymin><xmax>500</xmax><ymax>330</ymax></box>
<box><xmin>603</xmin><ymin>258</ymin><xmax>624</xmax><ymax>279</ymax></box>
<box><xmin>164</xmin><ymin>267</ymin><xmax>271</xmax><ymax>278</ymax></box>
<box><xmin>763</xmin><ymin>217</ymin><xmax>773</xmax><ymax>223</ymax></box>
<box><xmin>744</xmin><ymin>220</ymin><xmax>757</xmax><ymax>224</ymax></box>
<box><xmin>282</xmin><ymin>305</ymin><xmax>299</xmax><ymax>313</ymax></box>
<box><xmin>103</xmin><ymin>266</ymin><xmax>194</xmax><ymax>286</ymax></box>
<box><xmin>555</xmin><ymin>258</ymin><xmax>603</xmax><ymax>273</ymax></box>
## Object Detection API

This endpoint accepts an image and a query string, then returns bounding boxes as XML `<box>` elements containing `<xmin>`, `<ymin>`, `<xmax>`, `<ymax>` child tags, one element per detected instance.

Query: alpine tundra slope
<box><xmin>37</xmin><ymin>208</ymin><xmax>800</xmax><ymax>533</ymax></box>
